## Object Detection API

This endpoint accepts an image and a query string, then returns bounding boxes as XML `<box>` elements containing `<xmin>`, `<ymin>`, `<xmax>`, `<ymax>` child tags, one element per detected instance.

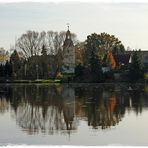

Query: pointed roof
<box><xmin>66</xmin><ymin>23</ymin><xmax>71</xmax><ymax>39</ymax></box>
<box><xmin>113</xmin><ymin>54</ymin><xmax>131</xmax><ymax>66</ymax></box>
<box><xmin>63</xmin><ymin>27</ymin><xmax>74</xmax><ymax>48</ymax></box>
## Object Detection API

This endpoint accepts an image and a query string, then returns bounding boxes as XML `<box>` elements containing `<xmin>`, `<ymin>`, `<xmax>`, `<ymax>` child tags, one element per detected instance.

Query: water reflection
<box><xmin>0</xmin><ymin>84</ymin><xmax>148</xmax><ymax>135</ymax></box>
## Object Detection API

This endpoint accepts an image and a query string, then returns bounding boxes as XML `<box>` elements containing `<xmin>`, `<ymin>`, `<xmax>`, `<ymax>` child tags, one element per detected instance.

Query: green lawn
<box><xmin>5</xmin><ymin>79</ymin><xmax>61</xmax><ymax>83</ymax></box>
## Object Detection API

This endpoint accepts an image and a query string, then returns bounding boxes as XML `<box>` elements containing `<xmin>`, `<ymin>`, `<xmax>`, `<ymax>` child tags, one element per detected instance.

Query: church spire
<box><xmin>62</xmin><ymin>24</ymin><xmax>75</xmax><ymax>74</ymax></box>
<box><xmin>66</xmin><ymin>23</ymin><xmax>71</xmax><ymax>39</ymax></box>
<box><xmin>67</xmin><ymin>23</ymin><xmax>70</xmax><ymax>30</ymax></box>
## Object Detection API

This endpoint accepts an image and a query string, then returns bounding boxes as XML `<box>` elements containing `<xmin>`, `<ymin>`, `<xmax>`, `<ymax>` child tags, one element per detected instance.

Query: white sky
<box><xmin>0</xmin><ymin>0</ymin><xmax>148</xmax><ymax>50</ymax></box>
<box><xmin>1</xmin><ymin>0</ymin><xmax>148</xmax><ymax>3</ymax></box>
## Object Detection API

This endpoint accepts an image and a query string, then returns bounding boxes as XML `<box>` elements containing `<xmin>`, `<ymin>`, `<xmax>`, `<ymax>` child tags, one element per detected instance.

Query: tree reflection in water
<box><xmin>0</xmin><ymin>84</ymin><xmax>148</xmax><ymax>135</ymax></box>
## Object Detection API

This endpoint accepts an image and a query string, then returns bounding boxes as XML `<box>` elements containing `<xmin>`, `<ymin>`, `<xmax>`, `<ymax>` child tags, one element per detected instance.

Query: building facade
<box><xmin>62</xmin><ymin>28</ymin><xmax>75</xmax><ymax>74</ymax></box>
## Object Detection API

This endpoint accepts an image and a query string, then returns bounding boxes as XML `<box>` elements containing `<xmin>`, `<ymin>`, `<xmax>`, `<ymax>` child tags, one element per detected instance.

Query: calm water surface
<box><xmin>0</xmin><ymin>83</ymin><xmax>148</xmax><ymax>146</ymax></box>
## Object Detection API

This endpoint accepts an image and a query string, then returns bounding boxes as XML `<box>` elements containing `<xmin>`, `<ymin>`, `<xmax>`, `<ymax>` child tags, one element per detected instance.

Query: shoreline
<box><xmin>0</xmin><ymin>79</ymin><xmax>61</xmax><ymax>84</ymax></box>
<box><xmin>0</xmin><ymin>79</ymin><xmax>147</xmax><ymax>85</ymax></box>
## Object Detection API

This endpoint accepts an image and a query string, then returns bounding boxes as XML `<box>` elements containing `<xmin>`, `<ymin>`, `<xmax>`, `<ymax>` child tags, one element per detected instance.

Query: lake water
<box><xmin>0</xmin><ymin>83</ymin><xmax>148</xmax><ymax>146</ymax></box>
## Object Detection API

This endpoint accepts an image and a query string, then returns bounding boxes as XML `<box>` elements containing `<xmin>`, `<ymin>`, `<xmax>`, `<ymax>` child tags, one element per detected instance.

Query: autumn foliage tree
<box><xmin>106</xmin><ymin>51</ymin><xmax>116</xmax><ymax>70</ymax></box>
<box><xmin>83</xmin><ymin>33</ymin><xmax>125</xmax><ymax>65</ymax></box>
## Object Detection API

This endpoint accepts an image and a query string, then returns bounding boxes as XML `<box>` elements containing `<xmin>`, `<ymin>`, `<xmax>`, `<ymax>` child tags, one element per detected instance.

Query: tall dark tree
<box><xmin>4</xmin><ymin>60</ymin><xmax>12</xmax><ymax>78</ymax></box>
<box><xmin>40</xmin><ymin>44</ymin><xmax>49</xmax><ymax>78</ymax></box>
<box><xmin>10</xmin><ymin>50</ymin><xmax>21</xmax><ymax>79</ymax></box>
<box><xmin>89</xmin><ymin>50</ymin><xmax>103</xmax><ymax>82</ymax></box>
<box><xmin>41</xmin><ymin>44</ymin><xmax>47</xmax><ymax>56</ymax></box>
<box><xmin>84</xmin><ymin>33</ymin><xmax>99</xmax><ymax>66</ymax></box>
<box><xmin>83</xmin><ymin>34</ymin><xmax>103</xmax><ymax>82</ymax></box>
<box><xmin>129</xmin><ymin>50</ymin><xmax>144</xmax><ymax>82</ymax></box>
<box><xmin>75</xmin><ymin>63</ymin><xmax>85</xmax><ymax>81</ymax></box>
<box><xmin>0</xmin><ymin>64</ymin><xmax>4</xmax><ymax>77</ymax></box>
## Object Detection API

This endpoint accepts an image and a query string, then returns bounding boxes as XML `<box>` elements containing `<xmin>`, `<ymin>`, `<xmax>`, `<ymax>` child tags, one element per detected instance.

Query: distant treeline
<box><xmin>0</xmin><ymin>30</ymin><xmax>147</xmax><ymax>82</ymax></box>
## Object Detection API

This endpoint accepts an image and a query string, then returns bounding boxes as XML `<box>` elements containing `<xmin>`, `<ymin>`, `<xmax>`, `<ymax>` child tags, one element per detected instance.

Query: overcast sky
<box><xmin>0</xmin><ymin>1</ymin><xmax>148</xmax><ymax>50</ymax></box>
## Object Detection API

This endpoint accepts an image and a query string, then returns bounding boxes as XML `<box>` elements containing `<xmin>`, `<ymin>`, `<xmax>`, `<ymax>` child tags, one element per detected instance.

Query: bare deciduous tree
<box><xmin>16</xmin><ymin>30</ymin><xmax>78</xmax><ymax>58</ymax></box>
<box><xmin>16</xmin><ymin>31</ymin><xmax>46</xmax><ymax>58</ymax></box>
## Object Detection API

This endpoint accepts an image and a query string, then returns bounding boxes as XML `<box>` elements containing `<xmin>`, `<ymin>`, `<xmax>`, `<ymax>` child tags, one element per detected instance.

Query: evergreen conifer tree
<box><xmin>10</xmin><ymin>50</ymin><xmax>21</xmax><ymax>78</ymax></box>
<box><xmin>41</xmin><ymin>44</ymin><xmax>47</xmax><ymax>56</ymax></box>
<box><xmin>129</xmin><ymin>50</ymin><xmax>144</xmax><ymax>82</ymax></box>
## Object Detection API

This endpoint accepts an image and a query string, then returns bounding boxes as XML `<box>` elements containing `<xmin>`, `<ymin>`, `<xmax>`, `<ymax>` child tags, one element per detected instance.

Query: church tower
<box><xmin>62</xmin><ymin>26</ymin><xmax>75</xmax><ymax>74</ymax></box>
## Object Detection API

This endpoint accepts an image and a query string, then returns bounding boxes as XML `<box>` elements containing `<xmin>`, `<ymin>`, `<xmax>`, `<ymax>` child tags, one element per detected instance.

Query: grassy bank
<box><xmin>0</xmin><ymin>79</ymin><xmax>61</xmax><ymax>83</ymax></box>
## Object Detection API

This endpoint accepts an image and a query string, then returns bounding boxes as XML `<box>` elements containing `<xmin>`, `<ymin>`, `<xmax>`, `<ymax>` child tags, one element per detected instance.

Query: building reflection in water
<box><xmin>0</xmin><ymin>84</ymin><xmax>148</xmax><ymax>135</ymax></box>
